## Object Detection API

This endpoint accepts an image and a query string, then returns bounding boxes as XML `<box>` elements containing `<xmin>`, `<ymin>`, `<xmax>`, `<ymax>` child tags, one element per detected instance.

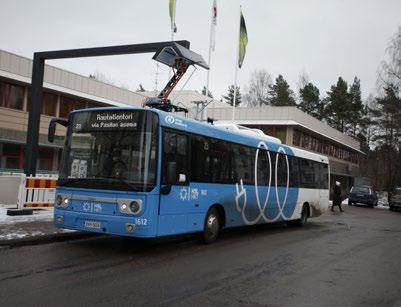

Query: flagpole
<box><xmin>232</xmin><ymin>6</ymin><xmax>242</xmax><ymax>122</ymax></box>
<box><xmin>171</xmin><ymin>0</ymin><xmax>176</xmax><ymax>42</ymax></box>
<box><xmin>169</xmin><ymin>0</ymin><xmax>177</xmax><ymax>79</ymax></box>
<box><xmin>204</xmin><ymin>0</ymin><xmax>216</xmax><ymax>121</ymax></box>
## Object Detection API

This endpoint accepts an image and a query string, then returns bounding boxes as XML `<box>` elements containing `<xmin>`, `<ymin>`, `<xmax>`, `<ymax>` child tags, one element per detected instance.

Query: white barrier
<box><xmin>0</xmin><ymin>173</ymin><xmax>58</xmax><ymax>210</ymax></box>
<box><xmin>0</xmin><ymin>174</ymin><xmax>25</xmax><ymax>208</ymax></box>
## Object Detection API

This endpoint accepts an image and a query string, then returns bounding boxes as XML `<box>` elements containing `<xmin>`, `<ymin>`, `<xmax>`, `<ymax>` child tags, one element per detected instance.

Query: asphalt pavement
<box><xmin>0</xmin><ymin>205</ymin><xmax>400</xmax><ymax>307</ymax></box>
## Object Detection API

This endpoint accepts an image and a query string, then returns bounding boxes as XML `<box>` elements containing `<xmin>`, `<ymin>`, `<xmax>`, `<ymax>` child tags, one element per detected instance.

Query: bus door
<box><xmin>319</xmin><ymin>163</ymin><xmax>330</xmax><ymax>207</ymax></box>
<box><xmin>158</xmin><ymin>130</ymin><xmax>192</xmax><ymax>234</ymax></box>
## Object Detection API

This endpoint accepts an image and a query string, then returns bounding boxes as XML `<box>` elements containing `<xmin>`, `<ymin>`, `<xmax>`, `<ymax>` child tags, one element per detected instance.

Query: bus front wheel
<box><xmin>201</xmin><ymin>208</ymin><xmax>221</xmax><ymax>244</ymax></box>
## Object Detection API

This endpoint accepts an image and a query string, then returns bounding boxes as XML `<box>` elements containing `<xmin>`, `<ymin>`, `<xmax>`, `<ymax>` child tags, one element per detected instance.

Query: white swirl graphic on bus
<box><xmin>235</xmin><ymin>141</ymin><xmax>291</xmax><ymax>225</ymax></box>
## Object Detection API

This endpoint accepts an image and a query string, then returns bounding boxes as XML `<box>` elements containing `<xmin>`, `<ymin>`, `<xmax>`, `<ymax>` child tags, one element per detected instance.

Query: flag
<box><xmin>169</xmin><ymin>0</ymin><xmax>177</xmax><ymax>33</ymax></box>
<box><xmin>238</xmin><ymin>10</ymin><xmax>248</xmax><ymax>68</ymax></box>
<box><xmin>210</xmin><ymin>0</ymin><xmax>217</xmax><ymax>51</ymax></box>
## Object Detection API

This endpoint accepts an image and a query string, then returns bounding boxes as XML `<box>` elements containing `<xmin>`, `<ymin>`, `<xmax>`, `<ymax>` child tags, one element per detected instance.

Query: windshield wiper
<box><xmin>58</xmin><ymin>178</ymin><xmax>88</xmax><ymax>186</ymax></box>
<box><xmin>58</xmin><ymin>176</ymin><xmax>143</xmax><ymax>191</ymax></box>
<box><xmin>109</xmin><ymin>177</ymin><xmax>143</xmax><ymax>191</ymax></box>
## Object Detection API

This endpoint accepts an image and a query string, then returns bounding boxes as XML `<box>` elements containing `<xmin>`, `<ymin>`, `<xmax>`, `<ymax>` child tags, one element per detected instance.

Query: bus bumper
<box><xmin>54</xmin><ymin>209</ymin><xmax>157</xmax><ymax>238</ymax></box>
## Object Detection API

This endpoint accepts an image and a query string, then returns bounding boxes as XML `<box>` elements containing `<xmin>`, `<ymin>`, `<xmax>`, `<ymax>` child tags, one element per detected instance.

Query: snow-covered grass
<box><xmin>0</xmin><ymin>205</ymin><xmax>53</xmax><ymax>225</ymax></box>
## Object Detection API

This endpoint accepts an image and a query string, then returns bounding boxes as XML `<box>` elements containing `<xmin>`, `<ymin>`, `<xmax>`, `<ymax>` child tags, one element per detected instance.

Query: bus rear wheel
<box><xmin>288</xmin><ymin>204</ymin><xmax>308</xmax><ymax>227</ymax></box>
<box><xmin>200</xmin><ymin>208</ymin><xmax>221</xmax><ymax>244</ymax></box>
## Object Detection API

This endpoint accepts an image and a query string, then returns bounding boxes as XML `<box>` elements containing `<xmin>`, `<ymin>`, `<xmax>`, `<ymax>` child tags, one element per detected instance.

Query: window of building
<box><xmin>59</xmin><ymin>96</ymin><xmax>87</xmax><ymax>118</ymax></box>
<box><xmin>87</xmin><ymin>101</ymin><xmax>107</xmax><ymax>108</ymax></box>
<box><xmin>293</xmin><ymin>130</ymin><xmax>301</xmax><ymax>146</ymax></box>
<box><xmin>42</xmin><ymin>92</ymin><xmax>58</xmax><ymax>116</ymax></box>
<box><xmin>0</xmin><ymin>143</ymin><xmax>23</xmax><ymax>169</ymax></box>
<box><xmin>275</xmin><ymin>128</ymin><xmax>287</xmax><ymax>144</ymax></box>
<box><xmin>37</xmin><ymin>147</ymin><xmax>54</xmax><ymax>171</ymax></box>
<box><xmin>0</xmin><ymin>81</ymin><xmax>24</xmax><ymax>110</ymax></box>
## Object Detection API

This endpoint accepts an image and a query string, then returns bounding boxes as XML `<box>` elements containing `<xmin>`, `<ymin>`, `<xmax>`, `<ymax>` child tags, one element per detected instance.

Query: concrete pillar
<box><xmin>286</xmin><ymin>126</ymin><xmax>294</xmax><ymax>145</ymax></box>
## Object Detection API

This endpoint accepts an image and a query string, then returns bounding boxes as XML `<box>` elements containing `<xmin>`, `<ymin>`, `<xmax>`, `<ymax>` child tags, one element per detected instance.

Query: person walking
<box><xmin>332</xmin><ymin>181</ymin><xmax>344</xmax><ymax>212</ymax></box>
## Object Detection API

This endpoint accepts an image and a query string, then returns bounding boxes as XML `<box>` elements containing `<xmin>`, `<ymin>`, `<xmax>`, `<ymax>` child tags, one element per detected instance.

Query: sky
<box><xmin>1</xmin><ymin>0</ymin><xmax>400</xmax><ymax>101</ymax></box>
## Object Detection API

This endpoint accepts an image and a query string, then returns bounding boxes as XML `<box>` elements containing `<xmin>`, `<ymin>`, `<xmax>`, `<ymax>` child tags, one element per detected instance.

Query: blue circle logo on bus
<box><xmin>235</xmin><ymin>142</ymin><xmax>298</xmax><ymax>225</ymax></box>
<box><xmin>165</xmin><ymin>115</ymin><xmax>175</xmax><ymax>124</ymax></box>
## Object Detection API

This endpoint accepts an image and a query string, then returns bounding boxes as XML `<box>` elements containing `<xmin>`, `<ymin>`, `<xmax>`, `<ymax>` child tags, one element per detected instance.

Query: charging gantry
<box><xmin>25</xmin><ymin>40</ymin><xmax>209</xmax><ymax>176</ymax></box>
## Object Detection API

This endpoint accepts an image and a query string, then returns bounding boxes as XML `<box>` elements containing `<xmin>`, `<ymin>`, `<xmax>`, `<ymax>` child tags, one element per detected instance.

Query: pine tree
<box><xmin>201</xmin><ymin>86</ymin><xmax>213</xmax><ymax>98</ymax></box>
<box><xmin>324</xmin><ymin>77</ymin><xmax>351</xmax><ymax>132</ymax></box>
<box><xmin>371</xmin><ymin>84</ymin><xmax>401</xmax><ymax>149</ymax></box>
<box><xmin>348</xmin><ymin>77</ymin><xmax>364</xmax><ymax>136</ymax></box>
<box><xmin>222</xmin><ymin>85</ymin><xmax>242</xmax><ymax>106</ymax></box>
<box><xmin>370</xmin><ymin>84</ymin><xmax>401</xmax><ymax>191</ymax></box>
<box><xmin>267</xmin><ymin>75</ymin><xmax>296</xmax><ymax>106</ymax></box>
<box><xmin>298</xmin><ymin>82</ymin><xmax>324</xmax><ymax>120</ymax></box>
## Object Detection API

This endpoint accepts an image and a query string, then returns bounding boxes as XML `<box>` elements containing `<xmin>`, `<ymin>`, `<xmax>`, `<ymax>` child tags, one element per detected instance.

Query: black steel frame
<box><xmin>24</xmin><ymin>40</ymin><xmax>190</xmax><ymax>176</ymax></box>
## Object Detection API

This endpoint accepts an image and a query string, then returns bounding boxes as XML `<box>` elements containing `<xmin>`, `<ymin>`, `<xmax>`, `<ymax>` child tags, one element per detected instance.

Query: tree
<box><xmin>379</xmin><ymin>26</ymin><xmax>401</xmax><ymax>90</ymax></box>
<box><xmin>298</xmin><ymin>82</ymin><xmax>324</xmax><ymax>120</ymax></box>
<box><xmin>370</xmin><ymin>84</ymin><xmax>401</xmax><ymax>192</ymax></box>
<box><xmin>324</xmin><ymin>77</ymin><xmax>351</xmax><ymax>132</ymax></box>
<box><xmin>222</xmin><ymin>85</ymin><xmax>242</xmax><ymax>106</ymax></box>
<box><xmin>348</xmin><ymin>77</ymin><xmax>364</xmax><ymax>136</ymax></box>
<box><xmin>136</xmin><ymin>83</ymin><xmax>146</xmax><ymax>92</ymax></box>
<box><xmin>267</xmin><ymin>75</ymin><xmax>296</xmax><ymax>106</ymax></box>
<box><xmin>243</xmin><ymin>69</ymin><xmax>272</xmax><ymax>107</ymax></box>
<box><xmin>371</xmin><ymin>84</ymin><xmax>401</xmax><ymax>149</ymax></box>
<box><xmin>201</xmin><ymin>86</ymin><xmax>213</xmax><ymax>98</ymax></box>
<box><xmin>88</xmin><ymin>72</ymin><xmax>115</xmax><ymax>85</ymax></box>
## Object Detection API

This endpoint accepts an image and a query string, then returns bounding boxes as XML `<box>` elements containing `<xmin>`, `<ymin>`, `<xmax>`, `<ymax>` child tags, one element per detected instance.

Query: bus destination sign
<box><xmin>73</xmin><ymin>111</ymin><xmax>139</xmax><ymax>132</ymax></box>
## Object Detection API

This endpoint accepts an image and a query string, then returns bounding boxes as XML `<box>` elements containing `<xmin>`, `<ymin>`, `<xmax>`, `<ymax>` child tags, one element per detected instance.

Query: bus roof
<box><xmin>72</xmin><ymin>106</ymin><xmax>329</xmax><ymax>164</ymax></box>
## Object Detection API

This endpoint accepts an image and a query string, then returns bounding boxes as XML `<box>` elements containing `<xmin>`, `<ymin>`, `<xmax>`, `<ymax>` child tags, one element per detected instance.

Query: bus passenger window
<box><xmin>163</xmin><ymin>131</ymin><xmax>188</xmax><ymax>184</ymax></box>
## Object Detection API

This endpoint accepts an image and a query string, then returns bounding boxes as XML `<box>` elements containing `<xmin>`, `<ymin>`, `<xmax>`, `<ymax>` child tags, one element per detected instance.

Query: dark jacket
<box><xmin>333</xmin><ymin>185</ymin><xmax>342</xmax><ymax>206</ymax></box>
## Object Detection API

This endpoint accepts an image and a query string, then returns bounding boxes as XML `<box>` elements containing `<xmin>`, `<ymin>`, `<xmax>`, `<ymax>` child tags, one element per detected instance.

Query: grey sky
<box><xmin>1</xmin><ymin>0</ymin><xmax>400</xmax><ymax>101</ymax></box>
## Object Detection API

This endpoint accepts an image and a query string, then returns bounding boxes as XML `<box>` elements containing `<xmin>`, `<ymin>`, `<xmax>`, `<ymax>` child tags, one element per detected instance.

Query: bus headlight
<box><xmin>55</xmin><ymin>195</ymin><xmax>70</xmax><ymax>208</ymax></box>
<box><xmin>129</xmin><ymin>200</ymin><xmax>142</xmax><ymax>215</ymax></box>
<box><xmin>118</xmin><ymin>199</ymin><xmax>143</xmax><ymax>215</ymax></box>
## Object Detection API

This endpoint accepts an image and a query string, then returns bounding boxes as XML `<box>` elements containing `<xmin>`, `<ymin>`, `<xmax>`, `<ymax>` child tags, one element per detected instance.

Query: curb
<box><xmin>0</xmin><ymin>231</ymin><xmax>98</xmax><ymax>248</ymax></box>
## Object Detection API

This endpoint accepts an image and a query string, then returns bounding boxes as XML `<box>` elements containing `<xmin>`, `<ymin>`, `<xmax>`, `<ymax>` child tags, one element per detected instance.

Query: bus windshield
<box><xmin>58</xmin><ymin>110</ymin><xmax>158</xmax><ymax>192</ymax></box>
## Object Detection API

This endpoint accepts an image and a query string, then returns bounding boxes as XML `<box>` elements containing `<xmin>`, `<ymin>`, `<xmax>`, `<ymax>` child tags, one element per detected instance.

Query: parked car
<box><xmin>389</xmin><ymin>187</ymin><xmax>401</xmax><ymax>211</ymax></box>
<box><xmin>348</xmin><ymin>186</ymin><xmax>378</xmax><ymax>208</ymax></box>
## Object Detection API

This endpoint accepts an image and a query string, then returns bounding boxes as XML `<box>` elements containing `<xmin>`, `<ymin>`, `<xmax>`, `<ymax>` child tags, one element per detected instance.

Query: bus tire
<box><xmin>200</xmin><ymin>207</ymin><xmax>221</xmax><ymax>244</ymax></box>
<box><xmin>288</xmin><ymin>204</ymin><xmax>308</xmax><ymax>227</ymax></box>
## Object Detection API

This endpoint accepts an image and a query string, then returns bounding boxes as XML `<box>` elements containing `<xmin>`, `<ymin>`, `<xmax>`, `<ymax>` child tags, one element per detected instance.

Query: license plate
<box><xmin>84</xmin><ymin>220</ymin><xmax>101</xmax><ymax>229</ymax></box>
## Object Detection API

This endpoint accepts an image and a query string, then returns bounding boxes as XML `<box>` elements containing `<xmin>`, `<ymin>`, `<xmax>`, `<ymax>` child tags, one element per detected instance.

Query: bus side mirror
<box><xmin>48</xmin><ymin>118</ymin><xmax>69</xmax><ymax>142</ymax></box>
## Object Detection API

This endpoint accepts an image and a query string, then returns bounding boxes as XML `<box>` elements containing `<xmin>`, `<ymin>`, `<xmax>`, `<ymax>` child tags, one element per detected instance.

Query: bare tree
<box><xmin>88</xmin><ymin>71</ymin><xmax>115</xmax><ymax>85</ymax></box>
<box><xmin>297</xmin><ymin>70</ymin><xmax>310</xmax><ymax>91</ymax></box>
<box><xmin>378</xmin><ymin>26</ymin><xmax>401</xmax><ymax>91</ymax></box>
<box><xmin>243</xmin><ymin>69</ymin><xmax>272</xmax><ymax>107</ymax></box>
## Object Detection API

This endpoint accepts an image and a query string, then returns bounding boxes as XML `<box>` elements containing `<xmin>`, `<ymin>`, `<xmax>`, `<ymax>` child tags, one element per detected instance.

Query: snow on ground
<box><xmin>0</xmin><ymin>205</ymin><xmax>53</xmax><ymax>225</ymax></box>
<box><xmin>0</xmin><ymin>204</ymin><xmax>70</xmax><ymax>241</ymax></box>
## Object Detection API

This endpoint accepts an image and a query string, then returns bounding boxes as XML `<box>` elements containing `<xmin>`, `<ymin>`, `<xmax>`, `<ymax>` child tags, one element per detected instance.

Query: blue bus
<box><xmin>50</xmin><ymin>106</ymin><xmax>329</xmax><ymax>243</ymax></box>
